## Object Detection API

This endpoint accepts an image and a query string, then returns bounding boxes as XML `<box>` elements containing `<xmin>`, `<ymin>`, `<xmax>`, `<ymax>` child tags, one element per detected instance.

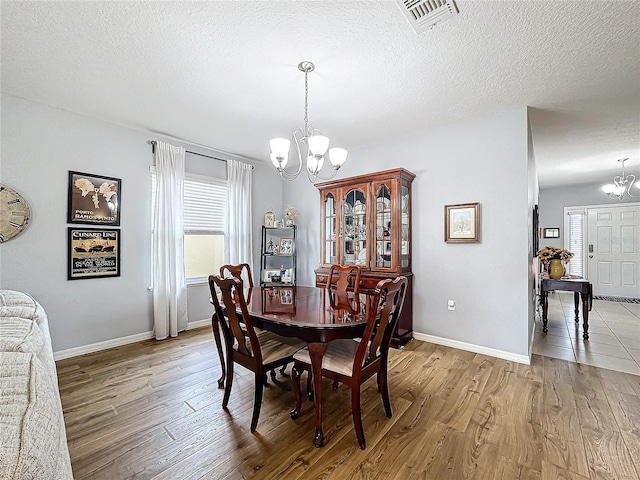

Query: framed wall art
<box><xmin>543</xmin><ymin>227</ymin><xmax>560</xmax><ymax>238</ymax></box>
<box><xmin>532</xmin><ymin>204</ymin><xmax>540</xmax><ymax>254</ymax></box>
<box><xmin>68</xmin><ymin>171</ymin><xmax>121</xmax><ymax>226</ymax></box>
<box><xmin>444</xmin><ymin>202</ymin><xmax>480</xmax><ymax>243</ymax></box>
<box><xmin>68</xmin><ymin>228</ymin><xmax>120</xmax><ymax>280</ymax></box>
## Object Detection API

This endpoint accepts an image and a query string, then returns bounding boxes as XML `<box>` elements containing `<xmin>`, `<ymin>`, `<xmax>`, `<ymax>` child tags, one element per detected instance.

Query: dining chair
<box><xmin>210</xmin><ymin>264</ymin><xmax>252</xmax><ymax>388</ymax></box>
<box><xmin>212</xmin><ymin>263</ymin><xmax>257</xmax><ymax>387</ymax></box>
<box><xmin>290</xmin><ymin>276</ymin><xmax>408</xmax><ymax>449</ymax></box>
<box><xmin>326</xmin><ymin>264</ymin><xmax>362</xmax><ymax>313</ymax></box>
<box><xmin>209</xmin><ymin>275</ymin><xmax>306</xmax><ymax>433</ymax></box>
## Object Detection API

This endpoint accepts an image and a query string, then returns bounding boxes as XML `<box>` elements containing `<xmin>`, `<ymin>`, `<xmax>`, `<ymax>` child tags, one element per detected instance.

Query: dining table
<box><xmin>218</xmin><ymin>285</ymin><xmax>370</xmax><ymax>447</ymax></box>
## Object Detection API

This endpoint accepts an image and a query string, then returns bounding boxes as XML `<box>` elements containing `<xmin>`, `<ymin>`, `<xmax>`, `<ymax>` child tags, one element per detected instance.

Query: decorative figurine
<box><xmin>284</xmin><ymin>205</ymin><xmax>297</xmax><ymax>226</ymax></box>
<box><xmin>264</xmin><ymin>209</ymin><xmax>275</xmax><ymax>227</ymax></box>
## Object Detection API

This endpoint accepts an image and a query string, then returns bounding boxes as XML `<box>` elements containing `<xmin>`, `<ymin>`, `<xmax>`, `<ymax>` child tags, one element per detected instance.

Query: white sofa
<box><xmin>0</xmin><ymin>290</ymin><xmax>73</xmax><ymax>480</ymax></box>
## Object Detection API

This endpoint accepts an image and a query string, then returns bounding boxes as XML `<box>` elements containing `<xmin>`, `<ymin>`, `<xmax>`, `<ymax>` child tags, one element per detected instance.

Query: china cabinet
<box><xmin>314</xmin><ymin>168</ymin><xmax>415</xmax><ymax>346</ymax></box>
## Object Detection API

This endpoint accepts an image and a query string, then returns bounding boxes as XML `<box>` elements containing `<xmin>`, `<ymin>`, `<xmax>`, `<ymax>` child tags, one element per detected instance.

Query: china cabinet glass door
<box><xmin>342</xmin><ymin>188</ymin><xmax>367</xmax><ymax>267</ymax></box>
<box><xmin>401</xmin><ymin>185</ymin><xmax>410</xmax><ymax>267</ymax></box>
<box><xmin>323</xmin><ymin>193</ymin><xmax>336</xmax><ymax>264</ymax></box>
<box><xmin>375</xmin><ymin>184</ymin><xmax>392</xmax><ymax>269</ymax></box>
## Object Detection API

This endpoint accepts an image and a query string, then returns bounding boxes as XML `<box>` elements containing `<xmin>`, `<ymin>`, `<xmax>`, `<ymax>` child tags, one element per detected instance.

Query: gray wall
<box><xmin>284</xmin><ymin>107</ymin><xmax>533</xmax><ymax>358</ymax></box>
<box><xmin>2</xmin><ymin>94</ymin><xmax>536</xmax><ymax>360</ymax></box>
<box><xmin>0</xmin><ymin>94</ymin><xmax>283</xmax><ymax>351</ymax></box>
<box><xmin>539</xmin><ymin>181</ymin><xmax>638</xmax><ymax>249</ymax></box>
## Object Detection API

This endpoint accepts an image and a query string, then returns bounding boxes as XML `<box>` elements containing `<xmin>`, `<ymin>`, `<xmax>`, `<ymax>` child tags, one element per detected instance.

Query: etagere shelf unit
<box><xmin>260</xmin><ymin>225</ymin><xmax>297</xmax><ymax>286</ymax></box>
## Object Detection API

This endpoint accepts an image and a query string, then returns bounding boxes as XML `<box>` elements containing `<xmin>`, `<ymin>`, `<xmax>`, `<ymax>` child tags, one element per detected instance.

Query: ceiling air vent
<box><xmin>396</xmin><ymin>0</ymin><xmax>459</xmax><ymax>34</ymax></box>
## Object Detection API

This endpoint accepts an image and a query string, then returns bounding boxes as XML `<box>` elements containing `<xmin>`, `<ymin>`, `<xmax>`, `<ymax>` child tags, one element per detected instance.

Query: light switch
<box><xmin>447</xmin><ymin>300</ymin><xmax>455</xmax><ymax>311</ymax></box>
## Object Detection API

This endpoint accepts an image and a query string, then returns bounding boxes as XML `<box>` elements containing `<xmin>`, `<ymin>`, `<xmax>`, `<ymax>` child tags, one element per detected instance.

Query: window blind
<box><xmin>184</xmin><ymin>174</ymin><xmax>226</xmax><ymax>233</ymax></box>
<box><xmin>151</xmin><ymin>168</ymin><xmax>226</xmax><ymax>233</ymax></box>
<box><xmin>566</xmin><ymin>210</ymin><xmax>584</xmax><ymax>277</ymax></box>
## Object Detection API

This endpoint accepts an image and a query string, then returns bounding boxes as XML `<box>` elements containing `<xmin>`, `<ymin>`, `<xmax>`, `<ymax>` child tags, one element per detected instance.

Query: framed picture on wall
<box><xmin>67</xmin><ymin>171</ymin><xmax>121</xmax><ymax>226</ymax></box>
<box><xmin>532</xmin><ymin>205</ymin><xmax>540</xmax><ymax>254</ymax></box>
<box><xmin>68</xmin><ymin>227</ymin><xmax>120</xmax><ymax>280</ymax></box>
<box><xmin>444</xmin><ymin>202</ymin><xmax>480</xmax><ymax>243</ymax></box>
<box><xmin>543</xmin><ymin>227</ymin><xmax>560</xmax><ymax>238</ymax></box>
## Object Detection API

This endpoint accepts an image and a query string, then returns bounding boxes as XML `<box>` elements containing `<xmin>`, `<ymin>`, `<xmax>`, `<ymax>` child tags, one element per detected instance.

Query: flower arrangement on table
<box><xmin>537</xmin><ymin>246</ymin><xmax>574</xmax><ymax>265</ymax></box>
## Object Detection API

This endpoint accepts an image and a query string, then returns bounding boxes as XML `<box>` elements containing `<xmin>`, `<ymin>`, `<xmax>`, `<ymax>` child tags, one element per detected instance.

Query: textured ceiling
<box><xmin>1</xmin><ymin>0</ymin><xmax>639</xmax><ymax>188</ymax></box>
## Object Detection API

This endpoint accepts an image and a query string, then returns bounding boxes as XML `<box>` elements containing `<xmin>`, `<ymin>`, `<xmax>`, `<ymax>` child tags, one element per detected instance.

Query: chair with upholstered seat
<box><xmin>209</xmin><ymin>274</ymin><xmax>306</xmax><ymax>432</ymax></box>
<box><xmin>326</xmin><ymin>264</ymin><xmax>362</xmax><ymax>313</ymax></box>
<box><xmin>290</xmin><ymin>276</ymin><xmax>407</xmax><ymax>449</ymax></box>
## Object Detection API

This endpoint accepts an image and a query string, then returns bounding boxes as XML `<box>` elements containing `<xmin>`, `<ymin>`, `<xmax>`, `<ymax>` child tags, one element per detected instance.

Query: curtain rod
<box><xmin>148</xmin><ymin>140</ymin><xmax>254</xmax><ymax>169</ymax></box>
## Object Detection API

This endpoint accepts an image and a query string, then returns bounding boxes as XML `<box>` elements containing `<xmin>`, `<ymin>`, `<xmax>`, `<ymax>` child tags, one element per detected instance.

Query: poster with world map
<box><xmin>67</xmin><ymin>171</ymin><xmax>121</xmax><ymax>226</ymax></box>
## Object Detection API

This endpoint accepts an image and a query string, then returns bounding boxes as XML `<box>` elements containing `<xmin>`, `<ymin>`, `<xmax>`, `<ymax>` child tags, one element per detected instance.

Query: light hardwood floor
<box><xmin>56</xmin><ymin>327</ymin><xmax>640</xmax><ymax>480</ymax></box>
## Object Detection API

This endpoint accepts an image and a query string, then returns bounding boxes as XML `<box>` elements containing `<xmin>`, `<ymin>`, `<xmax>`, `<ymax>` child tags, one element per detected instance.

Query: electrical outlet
<box><xmin>447</xmin><ymin>300</ymin><xmax>455</xmax><ymax>311</ymax></box>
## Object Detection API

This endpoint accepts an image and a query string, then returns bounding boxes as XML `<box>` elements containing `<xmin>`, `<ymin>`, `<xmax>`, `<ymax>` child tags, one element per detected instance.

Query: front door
<box><xmin>587</xmin><ymin>204</ymin><xmax>640</xmax><ymax>297</ymax></box>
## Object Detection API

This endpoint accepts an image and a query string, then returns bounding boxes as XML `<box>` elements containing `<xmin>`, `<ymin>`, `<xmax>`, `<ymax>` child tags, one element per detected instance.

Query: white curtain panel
<box><xmin>153</xmin><ymin>141</ymin><xmax>188</xmax><ymax>339</ymax></box>
<box><xmin>225</xmin><ymin>160</ymin><xmax>254</xmax><ymax>285</ymax></box>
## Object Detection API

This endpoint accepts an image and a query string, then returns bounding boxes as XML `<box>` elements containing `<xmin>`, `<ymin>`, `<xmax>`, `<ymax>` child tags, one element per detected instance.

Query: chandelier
<box><xmin>269</xmin><ymin>61</ymin><xmax>347</xmax><ymax>182</ymax></box>
<box><xmin>602</xmin><ymin>158</ymin><xmax>637</xmax><ymax>200</ymax></box>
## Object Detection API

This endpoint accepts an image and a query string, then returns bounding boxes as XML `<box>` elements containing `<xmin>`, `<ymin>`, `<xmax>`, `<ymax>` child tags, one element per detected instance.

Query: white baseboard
<box><xmin>53</xmin><ymin>319</ymin><xmax>212</xmax><ymax>361</ymax></box>
<box><xmin>528</xmin><ymin>319</ymin><xmax>537</xmax><ymax>362</ymax></box>
<box><xmin>186</xmin><ymin>318</ymin><xmax>211</xmax><ymax>330</ymax></box>
<box><xmin>412</xmin><ymin>332</ymin><xmax>530</xmax><ymax>365</ymax></box>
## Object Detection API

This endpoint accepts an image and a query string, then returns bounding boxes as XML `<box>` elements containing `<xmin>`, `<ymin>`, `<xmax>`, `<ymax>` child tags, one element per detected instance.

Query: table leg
<box><xmin>542</xmin><ymin>290</ymin><xmax>549</xmax><ymax>333</ymax></box>
<box><xmin>581</xmin><ymin>292</ymin><xmax>590</xmax><ymax>340</ymax></box>
<box><xmin>573</xmin><ymin>292</ymin><xmax>580</xmax><ymax>323</ymax></box>
<box><xmin>307</xmin><ymin>342</ymin><xmax>328</xmax><ymax>447</ymax></box>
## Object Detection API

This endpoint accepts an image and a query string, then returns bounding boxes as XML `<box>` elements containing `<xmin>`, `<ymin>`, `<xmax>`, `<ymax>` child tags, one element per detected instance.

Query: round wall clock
<box><xmin>0</xmin><ymin>183</ymin><xmax>31</xmax><ymax>242</ymax></box>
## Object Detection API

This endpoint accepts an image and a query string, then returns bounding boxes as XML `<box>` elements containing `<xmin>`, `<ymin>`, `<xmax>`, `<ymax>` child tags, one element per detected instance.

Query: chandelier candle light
<box><xmin>270</xmin><ymin>61</ymin><xmax>347</xmax><ymax>182</ymax></box>
<box><xmin>602</xmin><ymin>158</ymin><xmax>637</xmax><ymax>200</ymax></box>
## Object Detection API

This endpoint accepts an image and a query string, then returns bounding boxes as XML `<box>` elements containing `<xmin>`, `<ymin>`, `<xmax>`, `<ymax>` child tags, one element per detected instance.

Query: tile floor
<box><xmin>533</xmin><ymin>290</ymin><xmax>640</xmax><ymax>376</ymax></box>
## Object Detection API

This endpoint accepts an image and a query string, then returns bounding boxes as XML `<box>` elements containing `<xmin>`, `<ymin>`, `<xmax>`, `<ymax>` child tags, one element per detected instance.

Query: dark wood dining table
<box><xmin>227</xmin><ymin>285</ymin><xmax>369</xmax><ymax>447</ymax></box>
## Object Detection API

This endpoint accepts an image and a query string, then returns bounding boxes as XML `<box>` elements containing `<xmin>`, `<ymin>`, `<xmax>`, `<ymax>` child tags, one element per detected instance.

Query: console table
<box><xmin>541</xmin><ymin>278</ymin><xmax>593</xmax><ymax>339</ymax></box>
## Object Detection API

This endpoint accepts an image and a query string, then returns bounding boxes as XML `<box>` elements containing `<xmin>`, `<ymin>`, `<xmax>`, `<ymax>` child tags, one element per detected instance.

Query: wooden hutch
<box><xmin>314</xmin><ymin>168</ymin><xmax>415</xmax><ymax>346</ymax></box>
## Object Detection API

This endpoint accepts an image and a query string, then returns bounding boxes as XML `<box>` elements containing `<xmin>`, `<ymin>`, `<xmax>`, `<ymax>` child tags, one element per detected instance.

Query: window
<box><xmin>565</xmin><ymin>208</ymin><xmax>585</xmax><ymax>277</ymax></box>
<box><xmin>151</xmin><ymin>168</ymin><xmax>227</xmax><ymax>283</ymax></box>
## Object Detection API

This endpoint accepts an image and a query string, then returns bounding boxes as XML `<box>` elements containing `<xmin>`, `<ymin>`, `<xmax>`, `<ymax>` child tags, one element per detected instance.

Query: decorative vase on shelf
<box><xmin>549</xmin><ymin>259</ymin><xmax>564</xmax><ymax>279</ymax></box>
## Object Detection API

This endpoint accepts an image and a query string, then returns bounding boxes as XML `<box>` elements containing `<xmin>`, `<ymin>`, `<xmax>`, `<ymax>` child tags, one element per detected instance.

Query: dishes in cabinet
<box><xmin>401</xmin><ymin>195</ymin><xmax>408</xmax><ymax>213</ymax></box>
<box><xmin>344</xmin><ymin>203</ymin><xmax>352</xmax><ymax>214</ymax></box>
<box><xmin>376</xmin><ymin>197</ymin><xmax>390</xmax><ymax>212</ymax></box>
<box><xmin>376</xmin><ymin>225</ymin><xmax>384</xmax><ymax>239</ymax></box>
<box><xmin>357</xmin><ymin>248</ymin><xmax>367</xmax><ymax>265</ymax></box>
<box><xmin>353</xmin><ymin>200</ymin><xmax>366</xmax><ymax>214</ymax></box>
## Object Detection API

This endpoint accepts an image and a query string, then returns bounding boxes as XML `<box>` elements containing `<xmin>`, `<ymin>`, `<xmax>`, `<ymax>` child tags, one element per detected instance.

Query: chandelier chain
<box><xmin>304</xmin><ymin>70</ymin><xmax>309</xmax><ymax>133</ymax></box>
